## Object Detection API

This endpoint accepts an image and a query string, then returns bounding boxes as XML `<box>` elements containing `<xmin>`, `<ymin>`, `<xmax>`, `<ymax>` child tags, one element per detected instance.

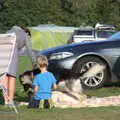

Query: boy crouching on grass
<box><xmin>28</xmin><ymin>55</ymin><xmax>57</xmax><ymax>108</ymax></box>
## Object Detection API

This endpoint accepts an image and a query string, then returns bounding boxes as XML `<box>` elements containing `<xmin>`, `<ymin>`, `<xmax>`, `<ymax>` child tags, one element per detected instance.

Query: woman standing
<box><xmin>3</xmin><ymin>26</ymin><xmax>36</xmax><ymax>106</ymax></box>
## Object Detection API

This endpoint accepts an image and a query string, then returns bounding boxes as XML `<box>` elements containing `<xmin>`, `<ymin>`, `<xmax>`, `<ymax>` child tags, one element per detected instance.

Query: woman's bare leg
<box><xmin>8</xmin><ymin>76</ymin><xmax>16</xmax><ymax>101</ymax></box>
<box><xmin>2</xmin><ymin>76</ymin><xmax>9</xmax><ymax>104</ymax></box>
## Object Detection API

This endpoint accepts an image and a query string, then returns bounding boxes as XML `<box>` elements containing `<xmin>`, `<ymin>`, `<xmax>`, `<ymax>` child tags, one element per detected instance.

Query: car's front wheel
<box><xmin>73</xmin><ymin>56</ymin><xmax>109</xmax><ymax>89</ymax></box>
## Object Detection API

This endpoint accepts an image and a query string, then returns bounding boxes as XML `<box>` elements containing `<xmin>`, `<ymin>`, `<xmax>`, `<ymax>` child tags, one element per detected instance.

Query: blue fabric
<box><xmin>33</xmin><ymin>71</ymin><xmax>56</xmax><ymax>100</ymax></box>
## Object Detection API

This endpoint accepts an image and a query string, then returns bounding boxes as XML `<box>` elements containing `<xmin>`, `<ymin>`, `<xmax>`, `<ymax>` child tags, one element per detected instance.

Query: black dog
<box><xmin>19</xmin><ymin>68</ymin><xmax>40</xmax><ymax>101</ymax></box>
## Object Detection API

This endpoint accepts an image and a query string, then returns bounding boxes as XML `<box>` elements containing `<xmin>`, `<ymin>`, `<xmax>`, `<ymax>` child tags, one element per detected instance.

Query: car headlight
<box><xmin>49</xmin><ymin>52</ymin><xmax>74</xmax><ymax>60</ymax></box>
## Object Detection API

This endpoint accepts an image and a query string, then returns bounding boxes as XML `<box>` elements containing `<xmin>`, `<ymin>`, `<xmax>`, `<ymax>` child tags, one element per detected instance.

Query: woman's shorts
<box><xmin>7</xmin><ymin>45</ymin><xmax>18</xmax><ymax>77</ymax></box>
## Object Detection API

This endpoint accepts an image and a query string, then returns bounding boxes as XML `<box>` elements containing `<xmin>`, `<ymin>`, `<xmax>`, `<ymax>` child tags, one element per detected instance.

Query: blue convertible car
<box><xmin>36</xmin><ymin>32</ymin><xmax>120</xmax><ymax>89</ymax></box>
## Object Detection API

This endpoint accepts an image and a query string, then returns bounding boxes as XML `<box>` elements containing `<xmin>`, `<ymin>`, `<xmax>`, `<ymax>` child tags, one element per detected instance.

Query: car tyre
<box><xmin>73</xmin><ymin>56</ymin><xmax>109</xmax><ymax>89</ymax></box>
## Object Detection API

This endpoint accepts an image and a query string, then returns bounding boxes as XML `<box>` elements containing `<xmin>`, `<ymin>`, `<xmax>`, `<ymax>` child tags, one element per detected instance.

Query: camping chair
<box><xmin>0</xmin><ymin>33</ymin><xmax>18</xmax><ymax>114</ymax></box>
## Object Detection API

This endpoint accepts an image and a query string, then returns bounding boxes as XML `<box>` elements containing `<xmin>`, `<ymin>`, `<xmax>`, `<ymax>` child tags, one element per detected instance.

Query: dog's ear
<box><xmin>23</xmin><ymin>70</ymin><xmax>33</xmax><ymax>76</ymax></box>
<box><xmin>33</xmin><ymin>68</ymin><xmax>40</xmax><ymax>76</ymax></box>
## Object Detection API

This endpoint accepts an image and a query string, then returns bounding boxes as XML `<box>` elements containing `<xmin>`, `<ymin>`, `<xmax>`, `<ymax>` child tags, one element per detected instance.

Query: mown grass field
<box><xmin>0</xmin><ymin>106</ymin><xmax>120</xmax><ymax>120</ymax></box>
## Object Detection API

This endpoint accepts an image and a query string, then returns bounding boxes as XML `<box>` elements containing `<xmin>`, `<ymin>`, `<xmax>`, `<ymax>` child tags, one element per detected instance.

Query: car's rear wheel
<box><xmin>73</xmin><ymin>56</ymin><xmax>109</xmax><ymax>89</ymax></box>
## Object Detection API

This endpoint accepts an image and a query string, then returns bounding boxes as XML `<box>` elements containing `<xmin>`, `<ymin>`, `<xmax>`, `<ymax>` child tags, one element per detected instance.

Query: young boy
<box><xmin>28</xmin><ymin>55</ymin><xmax>57</xmax><ymax>108</ymax></box>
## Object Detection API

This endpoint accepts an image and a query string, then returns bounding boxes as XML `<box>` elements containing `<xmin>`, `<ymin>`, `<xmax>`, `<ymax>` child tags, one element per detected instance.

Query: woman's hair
<box><xmin>37</xmin><ymin>55</ymin><xmax>48</xmax><ymax>68</ymax></box>
<box><xmin>21</xmin><ymin>26</ymin><xmax>31</xmax><ymax>37</ymax></box>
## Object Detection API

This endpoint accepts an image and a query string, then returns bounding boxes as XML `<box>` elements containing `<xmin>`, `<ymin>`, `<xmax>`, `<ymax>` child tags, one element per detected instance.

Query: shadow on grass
<box><xmin>15</xmin><ymin>93</ymin><xmax>28</xmax><ymax>102</ymax></box>
<box><xmin>104</xmin><ymin>82</ymin><xmax>120</xmax><ymax>88</ymax></box>
<box><xmin>0</xmin><ymin>90</ymin><xmax>28</xmax><ymax>105</ymax></box>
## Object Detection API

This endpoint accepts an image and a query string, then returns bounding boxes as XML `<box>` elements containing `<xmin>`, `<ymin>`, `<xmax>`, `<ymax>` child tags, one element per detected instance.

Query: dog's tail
<box><xmin>82</xmin><ymin>64</ymin><xmax>105</xmax><ymax>78</ymax></box>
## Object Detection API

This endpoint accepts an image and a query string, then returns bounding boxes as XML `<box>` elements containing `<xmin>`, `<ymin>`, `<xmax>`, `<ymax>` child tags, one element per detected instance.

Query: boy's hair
<box><xmin>37</xmin><ymin>55</ymin><xmax>48</xmax><ymax>68</ymax></box>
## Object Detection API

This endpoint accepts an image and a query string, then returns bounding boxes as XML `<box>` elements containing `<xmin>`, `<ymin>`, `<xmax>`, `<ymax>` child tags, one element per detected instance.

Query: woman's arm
<box><xmin>25</xmin><ymin>35</ymin><xmax>36</xmax><ymax>66</ymax></box>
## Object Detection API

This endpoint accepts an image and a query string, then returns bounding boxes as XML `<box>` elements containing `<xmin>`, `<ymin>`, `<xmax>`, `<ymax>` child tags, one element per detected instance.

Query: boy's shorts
<box><xmin>28</xmin><ymin>99</ymin><xmax>40</xmax><ymax>108</ymax></box>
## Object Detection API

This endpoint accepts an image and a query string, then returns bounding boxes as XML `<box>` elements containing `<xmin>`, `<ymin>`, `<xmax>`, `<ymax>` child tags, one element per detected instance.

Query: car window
<box><xmin>108</xmin><ymin>31</ymin><xmax>120</xmax><ymax>40</ymax></box>
<box><xmin>97</xmin><ymin>31</ymin><xmax>115</xmax><ymax>38</ymax></box>
<box><xmin>75</xmin><ymin>30</ymin><xmax>93</xmax><ymax>36</ymax></box>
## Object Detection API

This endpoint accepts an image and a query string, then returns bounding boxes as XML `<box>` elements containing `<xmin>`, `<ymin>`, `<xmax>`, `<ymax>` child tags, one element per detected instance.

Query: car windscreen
<box><xmin>97</xmin><ymin>30</ymin><xmax>115</xmax><ymax>38</ymax></box>
<box><xmin>75</xmin><ymin>30</ymin><xmax>93</xmax><ymax>36</ymax></box>
<box><xmin>108</xmin><ymin>31</ymin><xmax>120</xmax><ymax>40</ymax></box>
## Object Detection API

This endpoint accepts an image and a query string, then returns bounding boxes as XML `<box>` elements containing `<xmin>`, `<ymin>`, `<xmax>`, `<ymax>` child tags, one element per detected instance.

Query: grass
<box><xmin>15</xmin><ymin>56</ymin><xmax>32</xmax><ymax>102</ymax></box>
<box><xmin>84</xmin><ymin>85</ymin><xmax>120</xmax><ymax>98</ymax></box>
<box><xmin>18</xmin><ymin>106</ymin><xmax>120</xmax><ymax>120</ymax></box>
<box><xmin>0</xmin><ymin>106</ymin><xmax>120</xmax><ymax>120</ymax></box>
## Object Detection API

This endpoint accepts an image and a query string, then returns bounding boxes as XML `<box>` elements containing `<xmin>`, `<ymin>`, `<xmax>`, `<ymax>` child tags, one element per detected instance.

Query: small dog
<box><xmin>19</xmin><ymin>68</ymin><xmax>40</xmax><ymax>101</ymax></box>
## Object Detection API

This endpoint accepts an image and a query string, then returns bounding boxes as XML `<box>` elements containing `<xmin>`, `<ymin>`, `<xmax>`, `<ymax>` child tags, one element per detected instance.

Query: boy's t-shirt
<box><xmin>33</xmin><ymin>71</ymin><xmax>56</xmax><ymax>100</ymax></box>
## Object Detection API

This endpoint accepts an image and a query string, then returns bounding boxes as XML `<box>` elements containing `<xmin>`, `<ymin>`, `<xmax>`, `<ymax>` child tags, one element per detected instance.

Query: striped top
<box><xmin>7</xmin><ymin>26</ymin><xmax>36</xmax><ymax>64</ymax></box>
